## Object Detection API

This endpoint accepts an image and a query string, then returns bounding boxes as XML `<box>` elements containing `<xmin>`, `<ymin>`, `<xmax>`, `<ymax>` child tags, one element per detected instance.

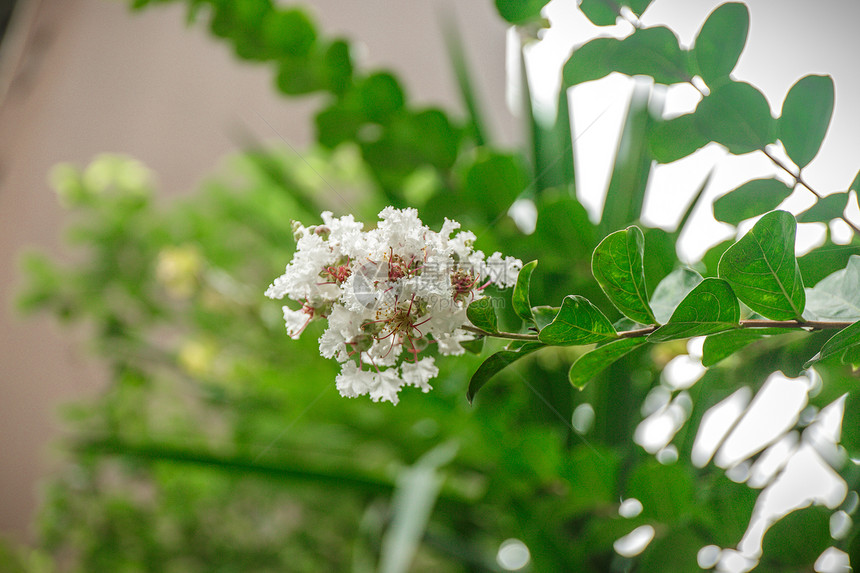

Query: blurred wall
<box><xmin>0</xmin><ymin>0</ymin><xmax>512</xmax><ymax>540</ymax></box>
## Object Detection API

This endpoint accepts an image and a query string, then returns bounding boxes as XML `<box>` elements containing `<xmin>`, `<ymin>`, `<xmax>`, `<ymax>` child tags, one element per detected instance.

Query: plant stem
<box><xmin>763</xmin><ymin>147</ymin><xmax>860</xmax><ymax>235</ymax></box>
<box><xmin>463</xmin><ymin>319</ymin><xmax>853</xmax><ymax>344</ymax></box>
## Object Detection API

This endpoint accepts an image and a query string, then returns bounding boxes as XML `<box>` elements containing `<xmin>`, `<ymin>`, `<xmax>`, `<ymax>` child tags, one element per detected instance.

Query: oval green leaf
<box><xmin>797</xmin><ymin>192</ymin><xmax>849</xmax><ymax>223</ymax></box>
<box><xmin>466</xmin><ymin>342</ymin><xmax>545</xmax><ymax>403</ymax></box>
<box><xmin>538</xmin><ymin>295</ymin><xmax>617</xmax><ymax>346</ymax></box>
<box><xmin>569</xmin><ymin>338</ymin><xmax>647</xmax><ymax>389</ymax></box>
<box><xmin>592</xmin><ymin>225</ymin><xmax>657</xmax><ymax>325</ymax></box>
<box><xmin>648</xmin><ymin>112</ymin><xmax>709</xmax><ymax>164</ymax></box>
<box><xmin>579</xmin><ymin>0</ymin><xmax>653</xmax><ymax>26</ymax></box>
<box><xmin>718</xmin><ymin>210</ymin><xmax>805</xmax><ymax>320</ymax></box>
<box><xmin>466</xmin><ymin>298</ymin><xmax>498</xmax><ymax>333</ymax></box>
<box><xmin>512</xmin><ymin>260</ymin><xmax>538</xmax><ymax>322</ymax></box>
<box><xmin>805</xmin><ymin>320</ymin><xmax>860</xmax><ymax>368</ymax></box>
<box><xmin>713</xmin><ymin>178</ymin><xmax>794</xmax><ymax>225</ymax></box>
<box><xmin>648</xmin><ymin>278</ymin><xmax>740</xmax><ymax>342</ymax></box>
<box><xmin>612</xmin><ymin>27</ymin><xmax>690</xmax><ymax>85</ymax></box>
<box><xmin>494</xmin><ymin>0</ymin><xmax>549</xmax><ymax>24</ymax></box>
<box><xmin>693</xmin><ymin>3</ymin><xmax>749</xmax><ymax>85</ymax></box>
<box><xmin>563</xmin><ymin>37</ymin><xmax>620</xmax><ymax>87</ymax></box>
<box><xmin>779</xmin><ymin>74</ymin><xmax>835</xmax><ymax>169</ymax></box>
<box><xmin>696</xmin><ymin>81</ymin><xmax>776</xmax><ymax>155</ymax></box>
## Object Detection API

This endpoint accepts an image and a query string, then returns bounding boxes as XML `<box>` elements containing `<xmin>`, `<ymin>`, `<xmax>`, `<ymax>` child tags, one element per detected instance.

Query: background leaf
<box><xmin>760</xmin><ymin>506</ymin><xmax>833</xmax><ymax>568</ymax></box>
<box><xmin>696</xmin><ymin>81</ymin><xmax>776</xmax><ymax>154</ymax></box>
<box><xmin>494</xmin><ymin>0</ymin><xmax>548</xmax><ymax>24</ymax></box>
<box><xmin>804</xmin><ymin>255</ymin><xmax>860</xmax><ymax>321</ymax></box>
<box><xmin>718</xmin><ymin>210</ymin><xmax>805</xmax><ymax>320</ymax></box>
<box><xmin>650</xmin><ymin>267</ymin><xmax>703</xmax><ymax>324</ymax></box>
<box><xmin>693</xmin><ymin>2</ymin><xmax>749</xmax><ymax>85</ymax></box>
<box><xmin>797</xmin><ymin>192</ymin><xmax>849</xmax><ymax>223</ymax></box>
<box><xmin>806</xmin><ymin>320</ymin><xmax>860</xmax><ymax>367</ymax></box>
<box><xmin>779</xmin><ymin>74</ymin><xmax>835</xmax><ymax>169</ymax></box>
<box><xmin>702</xmin><ymin>328</ymin><xmax>794</xmax><ymax>367</ymax></box>
<box><xmin>649</xmin><ymin>278</ymin><xmax>740</xmax><ymax>342</ymax></box>
<box><xmin>592</xmin><ymin>225</ymin><xmax>656</xmax><ymax>324</ymax></box>
<box><xmin>712</xmin><ymin>178</ymin><xmax>794</xmax><ymax>225</ymax></box>
<box><xmin>610</xmin><ymin>27</ymin><xmax>690</xmax><ymax>85</ymax></box>
<box><xmin>538</xmin><ymin>295</ymin><xmax>617</xmax><ymax>346</ymax></box>
<box><xmin>647</xmin><ymin>113</ymin><xmax>709</xmax><ymax>164</ymax></box>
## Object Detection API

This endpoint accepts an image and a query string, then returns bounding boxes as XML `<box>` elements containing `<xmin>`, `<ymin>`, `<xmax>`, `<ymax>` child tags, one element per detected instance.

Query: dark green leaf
<box><xmin>462</xmin><ymin>151</ymin><xmax>529</xmax><ymax>219</ymax></box>
<box><xmin>494</xmin><ymin>0</ymin><xmax>548</xmax><ymax>24</ymax></box>
<box><xmin>466</xmin><ymin>342</ymin><xmax>545</xmax><ymax>403</ymax></box>
<box><xmin>611</xmin><ymin>27</ymin><xmax>690</xmax><ymax>85</ymax></box>
<box><xmin>639</xmin><ymin>527</ymin><xmax>708</xmax><ymax>573</ymax></box>
<box><xmin>718</xmin><ymin>210</ymin><xmax>805</xmax><ymax>320</ymax></box>
<box><xmin>650</xmin><ymin>268</ymin><xmax>703</xmax><ymax>324</ymax></box>
<box><xmin>839</xmin><ymin>391</ymin><xmax>860</xmax><ymax>455</ymax></box>
<box><xmin>466</xmin><ymin>298</ymin><xmax>498</xmax><ymax>334</ymax></box>
<box><xmin>512</xmin><ymin>261</ymin><xmax>538</xmax><ymax>322</ymax></box>
<box><xmin>761</xmin><ymin>506</ymin><xmax>833</xmax><ymax>567</ymax></box>
<box><xmin>592</xmin><ymin>225</ymin><xmax>657</xmax><ymax>324</ymax></box>
<box><xmin>693</xmin><ymin>3</ymin><xmax>749</xmax><ymax>84</ymax></box>
<box><xmin>532</xmin><ymin>306</ymin><xmax>559</xmax><ymax>330</ymax></box>
<box><xmin>798</xmin><ymin>192</ymin><xmax>849</xmax><ymax>223</ymax></box>
<box><xmin>696</xmin><ymin>81</ymin><xmax>776</xmax><ymax>155</ymax></box>
<box><xmin>626</xmin><ymin>459</ymin><xmax>696</xmax><ymax>523</ymax></box>
<box><xmin>779</xmin><ymin>75</ymin><xmax>835</xmax><ymax>168</ymax></box>
<box><xmin>649</xmin><ymin>278</ymin><xmax>739</xmax><ymax>342</ymax></box>
<box><xmin>538</xmin><ymin>295</ymin><xmax>617</xmax><ymax>346</ymax></box>
<box><xmin>702</xmin><ymin>238</ymin><xmax>734</xmax><ymax>278</ymax></box>
<box><xmin>799</xmin><ymin>237</ymin><xmax>860</xmax><ymax>287</ymax></box>
<box><xmin>851</xmin><ymin>170</ymin><xmax>860</xmax><ymax>193</ymax></box>
<box><xmin>563</xmin><ymin>37</ymin><xmax>620</xmax><ymax>87</ymax></box>
<box><xmin>459</xmin><ymin>337</ymin><xmax>485</xmax><ymax>354</ymax></box>
<box><xmin>804</xmin><ymin>255</ymin><xmax>860</xmax><ymax>321</ymax></box>
<box><xmin>261</xmin><ymin>8</ymin><xmax>316</xmax><ymax>58</ymax></box>
<box><xmin>568</xmin><ymin>338</ymin><xmax>647</xmax><ymax>389</ymax></box>
<box><xmin>643</xmin><ymin>226</ymin><xmax>678</xmax><ymax>298</ymax></box>
<box><xmin>805</xmin><ymin>320</ymin><xmax>860</xmax><ymax>367</ymax></box>
<box><xmin>358</xmin><ymin>73</ymin><xmax>405</xmax><ymax>124</ymax></box>
<box><xmin>702</xmin><ymin>328</ymin><xmax>795</xmax><ymax>367</ymax></box>
<box><xmin>713</xmin><ymin>178</ymin><xmax>793</xmax><ymax>225</ymax></box>
<box><xmin>647</xmin><ymin>112</ymin><xmax>709</xmax><ymax>164</ymax></box>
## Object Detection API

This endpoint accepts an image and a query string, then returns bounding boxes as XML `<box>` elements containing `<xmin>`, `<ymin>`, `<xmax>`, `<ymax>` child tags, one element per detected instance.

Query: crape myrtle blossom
<box><xmin>265</xmin><ymin>207</ymin><xmax>522</xmax><ymax>405</ymax></box>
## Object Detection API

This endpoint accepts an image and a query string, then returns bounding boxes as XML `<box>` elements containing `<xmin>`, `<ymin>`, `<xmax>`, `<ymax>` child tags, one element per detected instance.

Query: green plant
<box><xmin>15</xmin><ymin>0</ymin><xmax>860</xmax><ymax>571</ymax></box>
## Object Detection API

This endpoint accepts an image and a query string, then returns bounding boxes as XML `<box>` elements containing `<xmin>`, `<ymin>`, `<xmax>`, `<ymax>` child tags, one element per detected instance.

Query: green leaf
<box><xmin>578</xmin><ymin>0</ymin><xmax>653</xmax><ymax>27</ymax></box>
<box><xmin>358</xmin><ymin>73</ymin><xmax>405</xmax><ymax>124</ymax></box>
<box><xmin>612</xmin><ymin>27</ymin><xmax>690</xmax><ymax>85</ymax></box>
<box><xmin>806</xmin><ymin>320</ymin><xmax>860</xmax><ymax>368</ymax></box>
<box><xmin>804</xmin><ymin>256</ymin><xmax>860</xmax><ymax>321</ymax></box>
<box><xmin>779</xmin><ymin>75</ymin><xmax>835</xmax><ymax>168</ymax></box>
<box><xmin>650</xmin><ymin>268</ymin><xmax>704</xmax><ymax>325</ymax></box>
<box><xmin>512</xmin><ymin>261</ymin><xmax>538</xmax><ymax>322</ymax></box>
<box><xmin>718</xmin><ymin>210</ymin><xmax>805</xmax><ymax>320</ymax></box>
<box><xmin>466</xmin><ymin>298</ymin><xmax>498</xmax><ymax>334</ymax></box>
<box><xmin>538</xmin><ymin>295</ymin><xmax>617</xmax><ymax>346</ymax></box>
<box><xmin>532</xmin><ymin>306</ymin><xmax>559</xmax><ymax>330</ymax></box>
<box><xmin>797</xmin><ymin>192</ymin><xmax>849</xmax><ymax>223</ymax></box>
<box><xmin>568</xmin><ymin>338</ymin><xmax>647</xmax><ymax>389</ymax></box>
<box><xmin>840</xmin><ymin>391</ymin><xmax>860</xmax><ymax>454</ymax></box>
<box><xmin>713</xmin><ymin>178</ymin><xmax>794</xmax><ymax>225</ymax></box>
<box><xmin>466</xmin><ymin>342</ymin><xmax>545</xmax><ymax>403</ymax></box>
<box><xmin>647</xmin><ymin>112</ymin><xmax>709</xmax><ymax>164</ymax></box>
<box><xmin>261</xmin><ymin>8</ymin><xmax>317</xmax><ymax>58</ymax></box>
<box><xmin>761</xmin><ymin>506</ymin><xmax>833</xmax><ymax>567</ymax></box>
<box><xmin>799</xmin><ymin>237</ymin><xmax>860</xmax><ymax>287</ymax></box>
<box><xmin>592</xmin><ymin>225</ymin><xmax>657</xmax><ymax>324</ymax></box>
<box><xmin>459</xmin><ymin>337</ymin><xmax>485</xmax><ymax>354</ymax></box>
<box><xmin>643</xmin><ymin>226</ymin><xmax>678</xmax><ymax>298</ymax></box>
<box><xmin>649</xmin><ymin>278</ymin><xmax>740</xmax><ymax>342</ymax></box>
<box><xmin>693</xmin><ymin>3</ymin><xmax>749</xmax><ymax>85</ymax></box>
<box><xmin>702</xmin><ymin>328</ymin><xmax>795</xmax><ymax>367</ymax></box>
<box><xmin>563</xmin><ymin>37</ymin><xmax>619</xmax><ymax>87</ymax></box>
<box><xmin>494</xmin><ymin>0</ymin><xmax>548</xmax><ymax>24</ymax></box>
<box><xmin>696</xmin><ymin>81</ymin><xmax>776</xmax><ymax>155</ymax></box>
<box><xmin>851</xmin><ymin>170</ymin><xmax>860</xmax><ymax>193</ymax></box>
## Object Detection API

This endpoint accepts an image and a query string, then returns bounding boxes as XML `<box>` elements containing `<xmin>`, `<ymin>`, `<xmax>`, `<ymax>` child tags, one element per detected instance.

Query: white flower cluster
<box><xmin>265</xmin><ymin>207</ymin><xmax>522</xmax><ymax>405</ymax></box>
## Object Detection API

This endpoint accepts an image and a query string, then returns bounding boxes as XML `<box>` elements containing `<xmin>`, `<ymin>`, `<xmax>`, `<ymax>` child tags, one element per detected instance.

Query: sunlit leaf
<box><xmin>718</xmin><ymin>210</ymin><xmax>805</xmax><ymax>320</ymax></box>
<box><xmin>696</xmin><ymin>81</ymin><xmax>776</xmax><ymax>155</ymax></box>
<box><xmin>779</xmin><ymin>75</ymin><xmax>835</xmax><ymax>168</ymax></box>
<box><xmin>693</xmin><ymin>3</ymin><xmax>749</xmax><ymax>85</ymax></box>
<box><xmin>512</xmin><ymin>260</ymin><xmax>538</xmax><ymax>322</ymax></box>
<box><xmin>805</xmin><ymin>320</ymin><xmax>860</xmax><ymax>367</ymax></box>
<box><xmin>494</xmin><ymin>0</ymin><xmax>548</xmax><ymax>24</ymax></box>
<box><xmin>466</xmin><ymin>342</ymin><xmax>545</xmax><ymax>403</ymax></box>
<box><xmin>538</xmin><ymin>295</ymin><xmax>617</xmax><ymax>346</ymax></box>
<box><xmin>592</xmin><ymin>225</ymin><xmax>657</xmax><ymax>324</ymax></box>
<box><xmin>713</xmin><ymin>178</ymin><xmax>793</xmax><ymax>225</ymax></box>
<box><xmin>649</xmin><ymin>278</ymin><xmax>739</xmax><ymax>342</ymax></box>
<box><xmin>568</xmin><ymin>338</ymin><xmax>647</xmax><ymax>389</ymax></box>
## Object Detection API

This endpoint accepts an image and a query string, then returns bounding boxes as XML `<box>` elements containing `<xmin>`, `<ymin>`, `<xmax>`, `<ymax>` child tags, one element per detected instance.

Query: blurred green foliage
<box><xmin>10</xmin><ymin>0</ymin><xmax>860</xmax><ymax>571</ymax></box>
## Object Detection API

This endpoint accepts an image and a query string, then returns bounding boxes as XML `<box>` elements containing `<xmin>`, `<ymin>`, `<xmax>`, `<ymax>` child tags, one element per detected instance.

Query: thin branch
<box><xmin>763</xmin><ymin>147</ymin><xmax>860</xmax><ymax>235</ymax></box>
<box><xmin>462</xmin><ymin>319</ymin><xmax>853</xmax><ymax>344</ymax></box>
